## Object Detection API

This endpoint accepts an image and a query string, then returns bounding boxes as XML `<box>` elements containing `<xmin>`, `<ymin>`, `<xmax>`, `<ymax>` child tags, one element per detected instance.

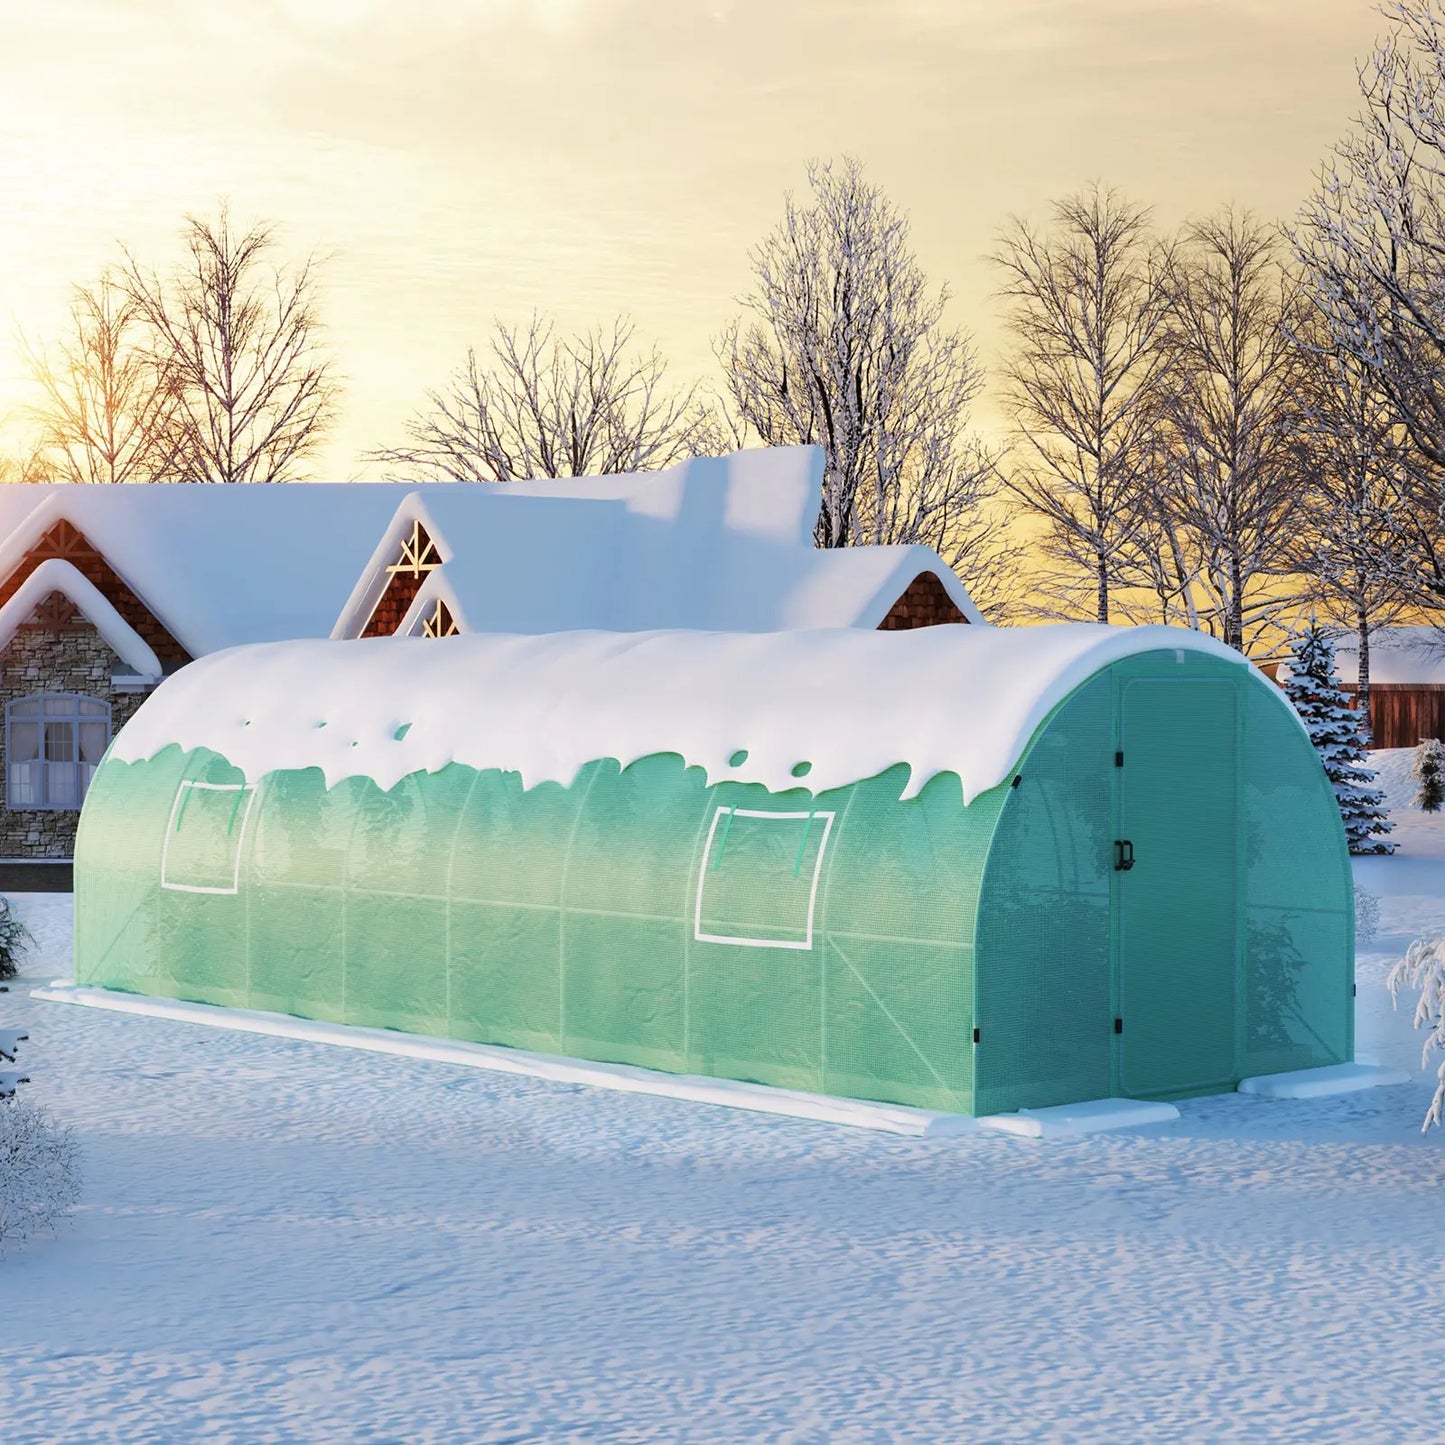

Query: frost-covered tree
<box><xmin>1157</xmin><ymin>210</ymin><xmax>1311</xmax><ymax>652</ymax></box>
<box><xmin>1414</xmin><ymin>736</ymin><xmax>1445</xmax><ymax>810</ymax></box>
<box><xmin>0</xmin><ymin>896</ymin><xmax>31</xmax><ymax>982</ymax></box>
<box><xmin>120</xmin><ymin>204</ymin><xmax>337</xmax><ymax>483</ymax></box>
<box><xmin>0</xmin><ymin>1098</ymin><xmax>80</xmax><ymax>1246</ymax></box>
<box><xmin>0</xmin><ymin>1007</ymin><xmax>80</xmax><ymax>1247</ymax></box>
<box><xmin>1355</xmin><ymin>882</ymin><xmax>1382</xmax><ymax>943</ymax></box>
<box><xmin>370</xmin><ymin>314</ymin><xmax>713</xmax><ymax>481</ymax></box>
<box><xmin>1284</xmin><ymin>622</ymin><xmax>1395</xmax><ymax>853</ymax></box>
<box><xmin>1390</xmin><ymin>930</ymin><xmax>1445</xmax><ymax>1129</ymax></box>
<box><xmin>1291</xmin><ymin>2</ymin><xmax>1445</xmax><ymax>608</ymax></box>
<box><xmin>993</xmin><ymin>184</ymin><xmax>1176</xmax><ymax>623</ymax></box>
<box><xmin>1290</xmin><ymin>311</ymin><xmax>1414</xmax><ymax>737</ymax></box>
<box><xmin>718</xmin><ymin>157</ymin><xmax>1020</xmax><ymax>617</ymax></box>
<box><xmin>23</xmin><ymin>270</ymin><xmax>186</xmax><ymax>485</ymax></box>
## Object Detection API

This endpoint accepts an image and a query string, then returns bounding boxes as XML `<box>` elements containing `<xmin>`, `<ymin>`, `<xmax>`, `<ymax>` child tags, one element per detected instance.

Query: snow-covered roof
<box><xmin>0</xmin><ymin>448</ymin><xmax>831</xmax><ymax>656</ymax></box>
<box><xmin>110</xmin><ymin>624</ymin><xmax>1250</xmax><ymax>804</ymax></box>
<box><xmin>0</xmin><ymin>558</ymin><xmax>162</xmax><ymax>679</ymax></box>
<box><xmin>474</xmin><ymin>443</ymin><xmax>821</xmax><ymax>548</ymax></box>
<box><xmin>1332</xmin><ymin>626</ymin><xmax>1445</xmax><ymax>685</ymax></box>
<box><xmin>0</xmin><ymin>484</ymin><xmax>436</xmax><ymax>657</ymax></box>
<box><xmin>337</xmin><ymin>447</ymin><xmax>980</xmax><ymax>637</ymax></box>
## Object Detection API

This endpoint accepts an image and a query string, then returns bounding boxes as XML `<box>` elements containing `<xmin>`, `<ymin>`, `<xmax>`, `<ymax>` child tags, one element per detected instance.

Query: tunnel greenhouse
<box><xmin>73</xmin><ymin>625</ymin><xmax>1355</xmax><ymax>1117</ymax></box>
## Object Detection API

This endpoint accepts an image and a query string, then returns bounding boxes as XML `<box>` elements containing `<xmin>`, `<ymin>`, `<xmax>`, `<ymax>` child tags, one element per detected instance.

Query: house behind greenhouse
<box><xmin>74</xmin><ymin>625</ymin><xmax>1355</xmax><ymax>1117</ymax></box>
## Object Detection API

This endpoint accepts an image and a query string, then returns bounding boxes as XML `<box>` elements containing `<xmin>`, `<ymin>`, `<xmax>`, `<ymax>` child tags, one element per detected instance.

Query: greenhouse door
<box><xmin>1115</xmin><ymin>676</ymin><xmax>1240</xmax><ymax>1098</ymax></box>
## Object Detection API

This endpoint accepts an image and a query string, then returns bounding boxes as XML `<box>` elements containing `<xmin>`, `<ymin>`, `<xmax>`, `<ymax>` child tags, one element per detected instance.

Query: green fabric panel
<box><xmin>72</xmin><ymin>651</ymin><xmax>1354</xmax><ymax>1118</ymax></box>
<box><xmin>819</xmin><ymin>766</ymin><xmax>996</xmax><ymax>1114</ymax></box>
<box><xmin>76</xmin><ymin>749</ymin><xmax>991</xmax><ymax>1112</ymax></box>
<box><xmin>1240</xmin><ymin>683</ymin><xmax>1354</xmax><ymax>1074</ymax></box>
<box><xmin>244</xmin><ymin>768</ymin><xmax>350</xmax><ymax>1022</ymax></box>
<box><xmin>73</xmin><ymin>743</ymin><xmax>189</xmax><ymax>996</ymax></box>
<box><xmin>342</xmin><ymin>772</ymin><xmax>458</xmax><ymax>1037</ymax></box>
<box><xmin>974</xmin><ymin>671</ymin><xmax>1115</xmax><ymax>1116</ymax></box>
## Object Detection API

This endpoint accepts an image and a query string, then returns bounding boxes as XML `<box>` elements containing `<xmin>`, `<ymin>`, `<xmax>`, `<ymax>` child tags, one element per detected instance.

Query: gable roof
<box><xmin>339</xmin><ymin>448</ymin><xmax>982</xmax><ymax>638</ymax></box>
<box><xmin>0</xmin><ymin>446</ymin><xmax>983</xmax><ymax>655</ymax></box>
<box><xmin>0</xmin><ymin>485</ymin><xmax>434</xmax><ymax>657</ymax></box>
<box><xmin>0</xmin><ymin>557</ymin><xmax>163</xmax><ymax>679</ymax></box>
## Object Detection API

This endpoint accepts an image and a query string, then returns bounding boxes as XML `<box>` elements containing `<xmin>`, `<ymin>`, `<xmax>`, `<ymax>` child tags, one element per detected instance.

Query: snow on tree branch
<box><xmin>1389</xmin><ymin>930</ymin><xmax>1445</xmax><ymax>1130</ymax></box>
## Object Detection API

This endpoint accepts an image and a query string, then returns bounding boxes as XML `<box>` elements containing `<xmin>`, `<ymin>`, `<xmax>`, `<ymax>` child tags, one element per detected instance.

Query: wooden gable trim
<box><xmin>0</xmin><ymin>518</ymin><xmax>191</xmax><ymax>665</ymax></box>
<box><xmin>420</xmin><ymin>598</ymin><xmax>460</xmax><ymax>638</ymax></box>
<box><xmin>876</xmin><ymin>571</ymin><xmax>969</xmax><ymax>631</ymax></box>
<box><xmin>361</xmin><ymin>521</ymin><xmax>442</xmax><ymax>638</ymax></box>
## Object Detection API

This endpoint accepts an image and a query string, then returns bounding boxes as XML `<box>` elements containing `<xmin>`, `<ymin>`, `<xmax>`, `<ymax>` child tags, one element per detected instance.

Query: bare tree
<box><xmin>1291</xmin><ymin>0</ymin><xmax>1445</xmax><ymax>631</ymax></box>
<box><xmin>1292</xmin><ymin>313</ymin><xmax>1416</xmax><ymax>736</ymax></box>
<box><xmin>0</xmin><ymin>442</ymin><xmax>52</xmax><ymax>485</ymax></box>
<box><xmin>120</xmin><ymin>205</ymin><xmax>336</xmax><ymax>483</ymax></box>
<box><xmin>993</xmin><ymin>184</ymin><xmax>1177</xmax><ymax>622</ymax></box>
<box><xmin>1155</xmin><ymin>210</ymin><xmax>1310</xmax><ymax>652</ymax></box>
<box><xmin>1292</xmin><ymin>0</ymin><xmax>1445</xmax><ymax>473</ymax></box>
<box><xmin>370</xmin><ymin>314</ymin><xmax>712</xmax><ymax>482</ymax></box>
<box><xmin>23</xmin><ymin>271</ymin><xmax>183</xmax><ymax>484</ymax></box>
<box><xmin>717</xmin><ymin>157</ymin><xmax>1017</xmax><ymax>614</ymax></box>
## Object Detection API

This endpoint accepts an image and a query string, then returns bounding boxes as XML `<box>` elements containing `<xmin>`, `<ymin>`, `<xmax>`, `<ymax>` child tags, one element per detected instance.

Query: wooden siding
<box><xmin>361</xmin><ymin>570</ymin><xmax>425</xmax><ymax>637</ymax></box>
<box><xmin>1346</xmin><ymin>683</ymin><xmax>1445</xmax><ymax>749</ymax></box>
<box><xmin>876</xmin><ymin>571</ymin><xmax>969</xmax><ymax>630</ymax></box>
<box><xmin>360</xmin><ymin>521</ymin><xmax>441</xmax><ymax>637</ymax></box>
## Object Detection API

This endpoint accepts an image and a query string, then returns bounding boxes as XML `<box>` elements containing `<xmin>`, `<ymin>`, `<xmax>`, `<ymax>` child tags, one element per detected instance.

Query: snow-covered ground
<box><xmin>1</xmin><ymin>755</ymin><xmax>1442</xmax><ymax>1444</ymax></box>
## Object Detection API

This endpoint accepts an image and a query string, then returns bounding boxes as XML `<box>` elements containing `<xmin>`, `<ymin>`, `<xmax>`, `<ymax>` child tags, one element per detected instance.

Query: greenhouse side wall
<box><xmin>74</xmin><ymin>746</ymin><xmax>1009</xmax><ymax>1114</ymax></box>
<box><xmin>970</xmin><ymin>652</ymin><xmax>1354</xmax><ymax>1116</ymax></box>
<box><xmin>1239</xmin><ymin>682</ymin><xmax>1354</xmax><ymax>1077</ymax></box>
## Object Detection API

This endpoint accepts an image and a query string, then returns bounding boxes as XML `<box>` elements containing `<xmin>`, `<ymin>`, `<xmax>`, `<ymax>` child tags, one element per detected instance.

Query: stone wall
<box><xmin>0</xmin><ymin>595</ymin><xmax>156</xmax><ymax>859</ymax></box>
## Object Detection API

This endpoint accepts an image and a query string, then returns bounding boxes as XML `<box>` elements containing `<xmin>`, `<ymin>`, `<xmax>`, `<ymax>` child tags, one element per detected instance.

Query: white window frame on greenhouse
<box><xmin>4</xmin><ymin>692</ymin><xmax>112</xmax><ymax>811</ymax></box>
<box><xmin>160</xmin><ymin>780</ymin><xmax>259</xmax><ymax>895</ymax></box>
<box><xmin>693</xmin><ymin>806</ymin><xmax>835</xmax><ymax>951</ymax></box>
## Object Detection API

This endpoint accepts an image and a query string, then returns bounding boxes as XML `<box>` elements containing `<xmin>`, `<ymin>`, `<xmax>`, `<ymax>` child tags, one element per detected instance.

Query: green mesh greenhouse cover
<box><xmin>74</xmin><ymin>626</ymin><xmax>1354</xmax><ymax>1116</ymax></box>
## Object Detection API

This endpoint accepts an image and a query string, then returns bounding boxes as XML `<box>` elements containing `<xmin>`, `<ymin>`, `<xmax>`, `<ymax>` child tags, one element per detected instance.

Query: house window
<box><xmin>5</xmin><ymin>693</ymin><xmax>112</xmax><ymax>810</ymax></box>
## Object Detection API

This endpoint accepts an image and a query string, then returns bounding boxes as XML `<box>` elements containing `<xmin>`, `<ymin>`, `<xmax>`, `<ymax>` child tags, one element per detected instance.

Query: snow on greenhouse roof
<box><xmin>110</xmin><ymin>624</ymin><xmax>1249</xmax><ymax>803</ymax></box>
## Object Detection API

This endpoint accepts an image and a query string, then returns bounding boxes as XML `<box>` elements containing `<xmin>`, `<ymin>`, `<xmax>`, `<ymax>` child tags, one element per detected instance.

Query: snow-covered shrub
<box><xmin>0</xmin><ymin>1098</ymin><xmax>80</xmax><ymax>1246</ymax></box>
<box><xmin>1284</xmin><ymin>623</ymin><xmax>1394</xmax><ymax>853</ymax></box>
<box><xmin>1354</xmin><ymin>883</ymin><xmax>1380</xmax><ymax>944</ymax></box>
<box><xmin>1413</xmin><ymin>738</ymin><xmax>1445</xmax><ymax>812</ymax></box>
<box><xmin>0</xmin><ymin>896</ymin><xmax>32</xmax><ymax>981</ymax></box>
<box><xmin>1389</xmin><ymin>931</ymin><xmax>1445</xmax><ymax>1132</ymax></box>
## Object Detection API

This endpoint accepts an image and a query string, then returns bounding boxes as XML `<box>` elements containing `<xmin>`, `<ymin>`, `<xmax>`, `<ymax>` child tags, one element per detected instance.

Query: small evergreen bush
<box><xmin>0</xmin><ymin>1098</ymin><xmax>80</xmax><ymax>1247</ymax></box>
<box><xmin>1354</xmin><ymin>883</ymin><xmax>1381</xmax><ymax>944</ymax></box>
<box><xmin>0</xmin><ymin>897</ymin><xmax>32</xmax><ymax>982</ymax></box>
<box><xmin>1284</xmin><ymin>622</ymin><xmax>1395</xmax><ymax>854</ymax></box>
<box><xmin>1413</xmin><ymin>737</ymin><xmax>1445</xmax><ymax>812</ymax></box>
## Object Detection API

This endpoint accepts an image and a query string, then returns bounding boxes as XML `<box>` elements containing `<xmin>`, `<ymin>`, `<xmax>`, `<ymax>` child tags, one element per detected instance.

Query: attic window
<box><xmin>420</xmin><ymin>599</ymin><xmax>460</xmax><ymax>639</ymax></box>
<box><xmin>386</xmin><ymin>520</ymin><xmax>443</xmax><ymax>580</ymax></box>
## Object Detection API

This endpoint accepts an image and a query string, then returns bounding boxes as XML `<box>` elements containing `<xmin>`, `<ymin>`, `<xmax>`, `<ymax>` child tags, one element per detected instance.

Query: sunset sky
<box><xmin>0</xmin><ymin>0</ymin><xmax>1391</xmax><ymax>480</ymax></box>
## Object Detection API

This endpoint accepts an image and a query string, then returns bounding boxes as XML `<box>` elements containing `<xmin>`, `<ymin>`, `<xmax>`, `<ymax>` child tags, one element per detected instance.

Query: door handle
<box><xmin>1114</xmin><ymin>839</ymin><xmax>1135</xmax><ymax>872</ymax></box>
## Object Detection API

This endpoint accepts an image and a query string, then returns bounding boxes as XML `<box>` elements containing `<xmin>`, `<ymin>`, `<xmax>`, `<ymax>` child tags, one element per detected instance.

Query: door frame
<box><xmin>1108</xmin><ymin>660</ymin><xmax>1247</xmax><ymax>1100</ymax></box>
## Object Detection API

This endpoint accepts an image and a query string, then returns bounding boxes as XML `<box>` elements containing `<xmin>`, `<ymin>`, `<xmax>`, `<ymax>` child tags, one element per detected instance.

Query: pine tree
<box><xmin>1414</xmin><ymin>738</ymin><xmax>1445</xmax><ymax>812</ymax></box>
<box><xmin>1284</xmin><ymin>622</ymin><xmax>1395</xmax><ymax>854</ymax></box>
